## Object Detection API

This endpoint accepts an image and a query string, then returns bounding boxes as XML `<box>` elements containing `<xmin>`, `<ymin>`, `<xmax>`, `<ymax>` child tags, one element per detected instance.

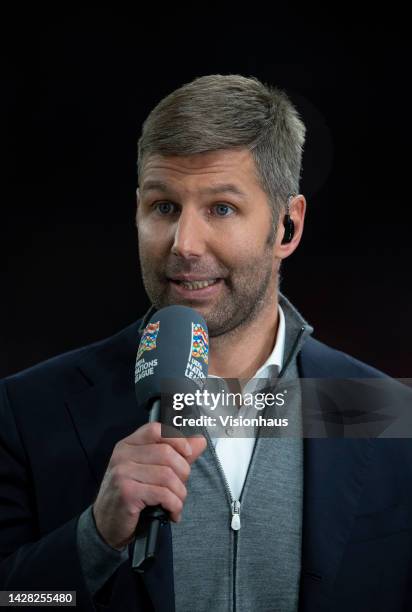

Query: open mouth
<box><xmin>168</xmin><ymin>278</ymin><xmax>223</xmax><ymax>297</ymax></box>
<box><xmin>172</xmin><ymin>279</ymin><xmax>219</xmax><ymax>291</ymax></box>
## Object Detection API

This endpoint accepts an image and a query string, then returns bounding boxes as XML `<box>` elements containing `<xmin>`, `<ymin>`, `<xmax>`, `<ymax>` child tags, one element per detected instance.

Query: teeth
<box><xmin>180</xmin><ymin>279</ymin><xmax>217</xmax><ymax>290</ymax></box>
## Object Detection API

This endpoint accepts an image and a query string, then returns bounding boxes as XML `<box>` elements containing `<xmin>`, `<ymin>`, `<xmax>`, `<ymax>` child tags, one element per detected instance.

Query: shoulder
<box><xmin>299</xmin><ymin>337</ymin><xmax>412</xmax><ymax>457</ymax></box>
<box><xmin>1</xmin><ymin>319</ymin><xmax>142</xmax><ymax>402</ymax></box>
<box><xmin>299</xmin><ymin>336</ymin><xmax>389</xmax><ymax>379</ymax></box>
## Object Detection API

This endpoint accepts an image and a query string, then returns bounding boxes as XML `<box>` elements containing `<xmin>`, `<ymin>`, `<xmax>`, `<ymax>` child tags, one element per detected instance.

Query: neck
<box><xmin>208</xmin><ymin>292</ymin><xmax>279</xmax><ymax>380</ymax></box>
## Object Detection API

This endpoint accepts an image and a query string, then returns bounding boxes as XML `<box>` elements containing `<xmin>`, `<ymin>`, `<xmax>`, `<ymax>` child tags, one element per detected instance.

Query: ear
<box><xmin>274</xmin><ymin>194</ymin><xmax>306</xmax><ymax>260</ymax></box>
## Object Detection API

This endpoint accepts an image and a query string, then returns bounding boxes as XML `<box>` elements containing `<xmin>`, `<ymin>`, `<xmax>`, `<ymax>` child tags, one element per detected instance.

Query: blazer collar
<box><xmin>65</xmin><ymin>320</ymin><xmax>144</xmax><ymax>487</ymax></box>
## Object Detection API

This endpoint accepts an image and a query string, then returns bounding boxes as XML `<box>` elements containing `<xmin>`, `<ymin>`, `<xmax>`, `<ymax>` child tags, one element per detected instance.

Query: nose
<box><xmin>171</xmin><ymin>207</ymin><xmax>207</xmax><ymax>259</ymax></box>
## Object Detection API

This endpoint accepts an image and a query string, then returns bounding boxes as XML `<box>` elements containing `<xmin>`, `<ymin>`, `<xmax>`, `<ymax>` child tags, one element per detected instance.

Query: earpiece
<box><xmin>281</xmin><ymin>193</ymin><xmax>296</xmax><ymax>244</ymax></box>
<box><xmin>282</xmin><ymin>215</ymin><xmax>295</xmax><ymax>244</ymax></box>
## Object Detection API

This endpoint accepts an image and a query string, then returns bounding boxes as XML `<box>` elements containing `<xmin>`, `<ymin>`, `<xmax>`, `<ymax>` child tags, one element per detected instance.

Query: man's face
<box><xmin>136</xmin><ymin>148</ymin><xmax>280</xmax><ymax>337</ymax></box>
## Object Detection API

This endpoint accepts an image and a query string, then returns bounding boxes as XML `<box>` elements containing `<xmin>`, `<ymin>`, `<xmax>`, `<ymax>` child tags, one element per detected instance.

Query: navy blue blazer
<box><xmin>0</xmin><ymin>319</ymin><xmax>411</xmax><ymax>611</ymax></box>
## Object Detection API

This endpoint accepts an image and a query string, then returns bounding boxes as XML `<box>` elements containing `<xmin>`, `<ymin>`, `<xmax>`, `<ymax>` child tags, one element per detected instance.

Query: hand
<box><xmin>93</xmin><ymin>422</ymin><xmax>206</xmax><ymax>550</ymax></box>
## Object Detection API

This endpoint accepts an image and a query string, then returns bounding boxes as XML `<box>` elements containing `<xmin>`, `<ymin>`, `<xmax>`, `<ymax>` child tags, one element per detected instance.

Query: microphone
<box><xmin>132</xmin><ymin>305</ymin><xmax>209</xmax><ymax>572</ymax></box>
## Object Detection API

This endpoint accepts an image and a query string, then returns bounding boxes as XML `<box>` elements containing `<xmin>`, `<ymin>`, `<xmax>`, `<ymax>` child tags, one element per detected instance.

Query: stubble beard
<box><xmin>138</xmin><ymin>241</ymin><xmax>277</xmax><ymax>340</ymax></box>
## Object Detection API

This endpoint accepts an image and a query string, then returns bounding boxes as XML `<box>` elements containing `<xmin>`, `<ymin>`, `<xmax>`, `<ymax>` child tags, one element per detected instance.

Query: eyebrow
<box><xmin>140</xmin><ymin>180</ymin><xmax>247</xmax><ymax>199</ymax></box>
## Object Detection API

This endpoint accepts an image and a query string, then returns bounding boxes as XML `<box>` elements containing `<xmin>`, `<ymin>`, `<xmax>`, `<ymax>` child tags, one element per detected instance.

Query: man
<box><xmin>1</xmin><ymin>75</ymin><xmax>411</xmax><ymax>612</ymax></box>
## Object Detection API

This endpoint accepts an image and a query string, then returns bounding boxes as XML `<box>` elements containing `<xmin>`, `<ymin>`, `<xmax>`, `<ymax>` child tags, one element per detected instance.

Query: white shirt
<box><xmin>209</xmin><ymin>305</ymin><xmax>285</xmax><ymax>501</ymax></box>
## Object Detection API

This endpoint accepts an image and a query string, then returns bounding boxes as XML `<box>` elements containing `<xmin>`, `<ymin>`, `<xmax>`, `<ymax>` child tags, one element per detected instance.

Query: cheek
<box><xmin>138</xmin><ymin>222</ymin><xmax>170</xmax><ymax>256</ymax></box>
<box><xmin>213</xmin><ymin>225</ymin><xmax>270</xmax><ymax>263</ymax></box>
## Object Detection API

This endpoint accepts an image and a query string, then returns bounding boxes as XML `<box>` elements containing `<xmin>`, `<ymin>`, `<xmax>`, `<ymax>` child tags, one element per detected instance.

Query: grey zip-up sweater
<box><xmin>171</xmin><ymin>295</ymin><xmax>312</xmax><ymax>612</ymax></box>
<box><xmin>77</xmin><ymin>294</ymin><xmax>313</xmax><ymax>611</ymax></box>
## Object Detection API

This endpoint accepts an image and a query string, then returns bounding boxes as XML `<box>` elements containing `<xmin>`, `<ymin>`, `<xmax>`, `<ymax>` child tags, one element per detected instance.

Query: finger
<box><xmin>121</xmin><ymin>422</ymin><xmax>192</xmax><ymax>458</ymax></box>
<box><xmin>185</xmin><ymin>435</ymin><xmax>207</xmax><ymax>465</ymax></box>
<box><xmin>133</xmin><ymin>482</ymin><xmax>184</xmax><ymax>522</ymax></box>
<box><xmin>126</xmin><ymin>463</ymin><xmax>187</xmax><ymax>503</ymax></box>
<box><xmin>116</xmin><ymin>444</ymin><xmax>191</xmax><ymax>483</ymax></box>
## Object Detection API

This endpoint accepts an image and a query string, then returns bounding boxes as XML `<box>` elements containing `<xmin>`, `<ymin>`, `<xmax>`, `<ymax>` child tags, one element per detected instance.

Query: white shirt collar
<box><xmin>253</xmin><ymin>304</ymin><xmax>285</xmax><ymax>378</ymax></box>
<box><xmin>208</xmin><ymin>304</ymin><xmax>285</xmax><ymax>380</ymax></box>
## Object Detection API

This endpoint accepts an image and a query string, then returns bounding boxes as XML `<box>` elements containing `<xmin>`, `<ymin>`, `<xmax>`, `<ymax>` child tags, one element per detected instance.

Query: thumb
<box><xmin>186</xmin><ymin>435</ymin><xmax>207</xmax><ymax>464</ymax></box>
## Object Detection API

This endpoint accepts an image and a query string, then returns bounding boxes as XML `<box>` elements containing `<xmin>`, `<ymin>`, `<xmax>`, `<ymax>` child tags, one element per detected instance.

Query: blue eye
<box><xmin>213</xmin><ymin>204</ymin><xmax>234</xmax><ymax>217</ymax></box>
<box><xmin>155</xmin><ymin>202</ymin><xmax>175</xmax><ymax>215</ymax></box>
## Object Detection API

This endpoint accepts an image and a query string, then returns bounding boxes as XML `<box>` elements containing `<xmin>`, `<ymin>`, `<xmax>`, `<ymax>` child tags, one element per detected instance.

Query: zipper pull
<box><xmin>231</xmin><ymin>500</ymin><xmax>241</xmax><ymax>530</ymax></box>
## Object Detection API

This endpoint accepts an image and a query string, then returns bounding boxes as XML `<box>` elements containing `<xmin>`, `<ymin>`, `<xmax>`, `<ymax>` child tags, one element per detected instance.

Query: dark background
<box><xmin>2</xmin><ymin>8</ymin><xmax>411</xmax><ymax>379</ymax></box>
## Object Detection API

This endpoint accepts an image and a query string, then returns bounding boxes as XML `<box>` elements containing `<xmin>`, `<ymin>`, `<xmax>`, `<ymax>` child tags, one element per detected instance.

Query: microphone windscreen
<box><xmin>135</xmin><ymin>305</ymin><xmax>209</xmax><ymax>411</ymax></box>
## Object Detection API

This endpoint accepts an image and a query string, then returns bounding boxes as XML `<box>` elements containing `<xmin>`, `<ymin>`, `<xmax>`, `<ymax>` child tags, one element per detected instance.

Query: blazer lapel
<box><xmin>297</xmin><ymin>342</ymin><xmax>374</xmax><ymax>611</ymax></box>
<box><xmin>65</xmin><ymin>319</ymin><xmax>175</xmax><ymax>611</ymax></box>
<box><xmin>66</xmin><ymin>370</ymin><xmax>146</xmax><ymax>489</ymax></box>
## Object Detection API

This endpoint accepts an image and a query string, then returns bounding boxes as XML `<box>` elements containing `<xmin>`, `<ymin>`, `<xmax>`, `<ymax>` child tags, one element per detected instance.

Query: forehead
<box><xmin>140</xmin><ymin>148</ymin><xmax>263</xmax><ymax>195</ymax></box>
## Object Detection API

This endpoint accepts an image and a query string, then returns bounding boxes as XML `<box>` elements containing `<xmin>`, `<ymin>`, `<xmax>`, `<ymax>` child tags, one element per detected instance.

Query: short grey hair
<box><xmin>137</xmin><ymin>74</ymin><xmax>306</xmax><ymax>230</ymax></box>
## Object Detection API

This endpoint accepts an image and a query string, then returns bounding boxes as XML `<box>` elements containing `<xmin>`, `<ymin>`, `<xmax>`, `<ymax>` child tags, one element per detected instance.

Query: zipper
<box><xmin>201</xmin><ymin>425</ymin><xmax>241</xmax><ymax>612</ymax></box>
<box><xmin>233</xmin><ymin>516</ymin><xmax>238</xmax><ymax>612</ymax></box>
<box><xmin>231</xmin><ymin>500</ymin><xmax>241</xmax><ymax>530</ymax></box>
<box><xmin>202</xmin><ymin>425</ymin><xmax>240</xmax><ymax>525</ymax></box>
